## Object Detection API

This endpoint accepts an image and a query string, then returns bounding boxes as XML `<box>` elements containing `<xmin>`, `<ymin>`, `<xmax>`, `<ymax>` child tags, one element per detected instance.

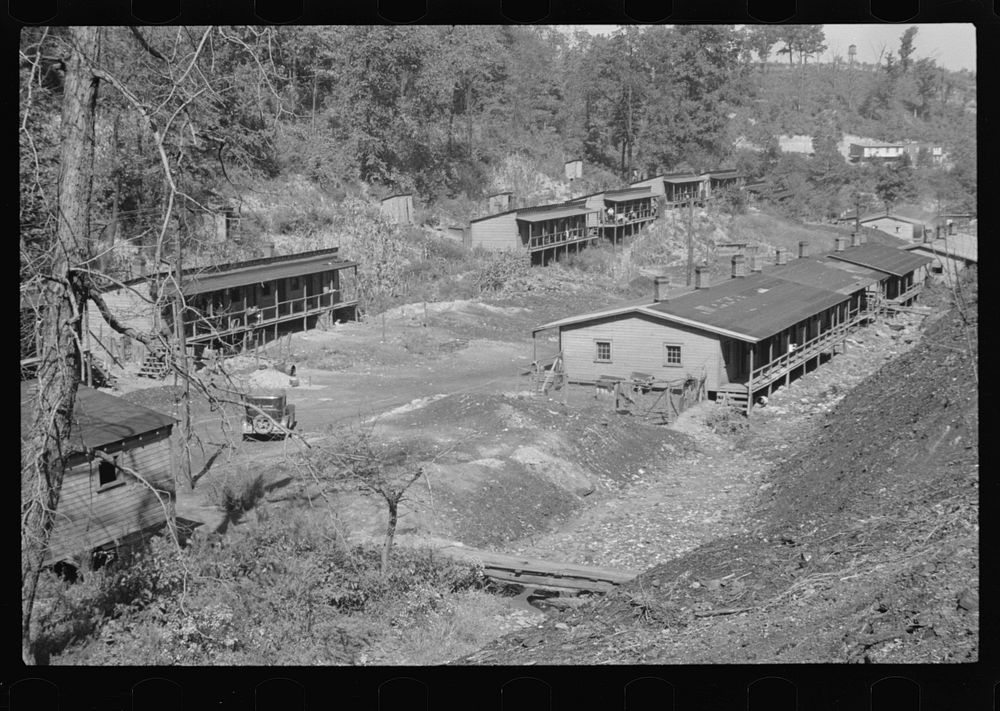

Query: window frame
<box><xmin>593</xmin><ymin>339</ymin><xmax>613</xmax><ymax>364</ymax></box>
<box><xmin>663</xmin><ymin>343</ymin><xmax>683</xmax><ymax>367</ymax></box>
<box><xmin>97</xmin><ymin>455</ymin><xmax>126</xmax><ymax>492</ymax></box>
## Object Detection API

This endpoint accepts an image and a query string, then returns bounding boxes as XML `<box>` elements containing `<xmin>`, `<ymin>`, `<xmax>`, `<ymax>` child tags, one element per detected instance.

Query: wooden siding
<box><xmin>45</xmin><ymin>430</ymin><xmax>175</xmax><ymax>566</ymax></box>
<box><xmin>560</xmin><ymin>313</ymin><xmax>724</xmax><ymax>390</ymax></box>
<box><xmin>87</xmin><ymin>284</ymin><xmax>158</xmax><ymax>365</ymax></box>
<box><xmin>469</xmin><ymin>212</ymin><xmax>521</xmax><ymax>251</ymax></box>
<box><xmin>380</xmin><ymin>195</ymin><xmax>414</xmax><ymax>224</ymax></box>
<box><xmin>863</xmin><ymin>217</ymin><xmax>916</xmax><ymax>241</ymax></box>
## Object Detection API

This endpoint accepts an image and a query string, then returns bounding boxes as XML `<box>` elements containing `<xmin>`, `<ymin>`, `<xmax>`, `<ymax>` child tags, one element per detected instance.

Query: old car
<box><xmin>242</xmin><ymin>392</ymin><xmax>296</xmax><ymax>440</ymax></box>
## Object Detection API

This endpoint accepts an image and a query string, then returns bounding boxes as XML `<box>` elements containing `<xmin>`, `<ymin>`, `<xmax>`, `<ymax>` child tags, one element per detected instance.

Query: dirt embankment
<box><xmin>463</xmin><ymin>277</ymin><xmax>978</xmax><ymax>665</ymax></box>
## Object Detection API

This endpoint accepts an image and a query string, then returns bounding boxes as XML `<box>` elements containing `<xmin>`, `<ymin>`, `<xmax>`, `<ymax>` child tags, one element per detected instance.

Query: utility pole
<box><xmin>686</xmin><ymin>198</ymin><xmax>695</xmax><ymax>287</ymax></box>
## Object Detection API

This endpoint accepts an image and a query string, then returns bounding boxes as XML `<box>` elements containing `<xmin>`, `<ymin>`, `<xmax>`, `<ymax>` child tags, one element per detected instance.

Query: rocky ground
<box><xmin>461</xmin><ymin>276</ymin><xmax>979</xmax><ymax>664</ymax></box>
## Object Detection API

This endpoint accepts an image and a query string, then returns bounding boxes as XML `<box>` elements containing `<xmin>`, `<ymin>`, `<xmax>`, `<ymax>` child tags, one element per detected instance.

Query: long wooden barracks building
<box><xmin>533</xmin><ymin>233</ymin><xmax>932</xmax><ymax>414</ymax></box>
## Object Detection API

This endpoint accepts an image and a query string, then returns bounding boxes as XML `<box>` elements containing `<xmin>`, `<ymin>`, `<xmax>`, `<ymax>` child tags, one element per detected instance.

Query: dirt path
<box><xmin>503</xmin><ymin>401</ymin><xmax>763</xmax><ymax>570</ymax></box>
<box><xmin>501</xmin><ymin>311</ymin><xmax>930</xmax><ymax>576</ymax></box>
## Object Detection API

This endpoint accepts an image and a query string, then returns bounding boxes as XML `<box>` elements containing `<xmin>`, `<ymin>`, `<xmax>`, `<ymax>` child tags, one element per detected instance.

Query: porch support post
<box><xmin>303</xmin><ymin>281</ymin><xmax>309</xmax><ymax>331</ymax></box>
<box><xmin>768</xmin><ymin>338</ymin><xmax>773</xmax><ymax>394</ymax></box>
<box><xmin>747</xmin><ymin>344</ymin><xmax>754</xmax><ymax>416</ymax></box>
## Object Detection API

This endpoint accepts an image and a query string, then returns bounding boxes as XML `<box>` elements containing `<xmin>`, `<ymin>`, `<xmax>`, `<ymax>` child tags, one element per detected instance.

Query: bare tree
<box><xmin>311</xmin><ymin>426</ymin><xmax>434</xmax><ymax>575</ymax></box>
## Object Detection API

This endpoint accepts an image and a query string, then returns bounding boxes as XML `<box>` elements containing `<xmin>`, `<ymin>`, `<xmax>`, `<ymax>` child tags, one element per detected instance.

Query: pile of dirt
<box><xmin>463</xmin><ymin>274</ymin><xmax>978</xmax><ymax>664</ymax></box>
<box><xmin>345</xmin><ymin>391</ymin><xmax>696</xmax><ymax>548</ymax></box>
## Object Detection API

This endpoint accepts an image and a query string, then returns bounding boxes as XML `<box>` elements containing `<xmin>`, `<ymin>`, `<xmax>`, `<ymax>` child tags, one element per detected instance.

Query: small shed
<box><xmin>905</xmin><ymin>234</ymin><xmax>977</xmax><ymax>277</ymax></box>
<box><xmin>21</xmin><ymin>382</ymin><xmax>177</xmax><ymax>566</ymax></box>
<box><xmin>488</xmin><ymin>192</ymin><xmax>513</xmax><ymax>214</ymax></box>
<box><xmin>380</xmin><ymin>194</ymin><xmax>415</xmax><ymax>225</ymax></box>
<box><xmin>565</xmin><ymin>159</ymin><xmax>583</xmax><ymax>180</ymax></box>
<box><xmin>856</xmin><ymin>213</ymin><xmax>927</xmax><ymax>242</ymax></box>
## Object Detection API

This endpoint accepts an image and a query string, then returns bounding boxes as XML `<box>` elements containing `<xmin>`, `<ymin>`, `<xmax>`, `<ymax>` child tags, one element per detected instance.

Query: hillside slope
<box><xmin>464</xmin><ymin>271</ymin><xmax>978</xmax><ymax>664</ymax></box>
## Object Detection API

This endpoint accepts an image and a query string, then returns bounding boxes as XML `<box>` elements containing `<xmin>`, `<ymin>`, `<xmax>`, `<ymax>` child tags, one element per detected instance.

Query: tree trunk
<box><xmin>381</xmin><ymin>498</ymin><xmax>398</xmax><ymax>576</ymax></box>
<box><xmin>465</xmin><ymin>81</ymin><xmax>473</xmax><ymax>160</ymax></box>
<box><xmin>22</xmin><ymin>26</ymin><xmax>101</xmax><ymax>665</ymax></box>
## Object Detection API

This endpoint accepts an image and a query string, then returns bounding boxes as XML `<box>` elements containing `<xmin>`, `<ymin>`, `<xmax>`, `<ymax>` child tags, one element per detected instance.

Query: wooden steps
<box><xmin>716</xmin><ymin>385</ymin><xmax>749</xmax><ymax>412</ymax></box>
<box><xmin>438</xmin><ymin>545</ymin><xmax>638</xmax><ymax>594</ymax></box>
<box><xmin>137</xmin><ymin>345</ymin><xmax>170</xmax><ymax>379</ymax></box>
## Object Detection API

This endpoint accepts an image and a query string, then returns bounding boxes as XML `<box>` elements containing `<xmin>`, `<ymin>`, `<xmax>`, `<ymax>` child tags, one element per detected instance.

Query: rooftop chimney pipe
<box><xmin>266</xmin><ymin>242</ymin><xmax>276</xmax><ymax>258</ymax></box>
<box><xmin>834</xmin><ymin>236</ymin><xmax>846</xmax><ymax>252</ymax></box>
<box><xmin>749</xmin><ymin>253</ymin><xmax>763</xmax><ymax>272</ymax></box>
<box><xmin>776</xmin><ymin>248</ymin><xmax>788</xmax><ymax>265</ymax></box>
<box><xmin>731</xmin><ymin>254</ymin><xmax>747</xmax><ymax>279</ymax></box>
<box><xmin>798</xmin><ymin>240</ymin><xmax>808</xmax><ymax>259</ymax></box>
<box><xmin>850</xmin><ymin>232</ymin><xmax>860</xmax><ymax>248</ymax></box>
<box><xmin>695</xmin><ymin>266</ymin><xmax>709</xmax><ymax>289</ymax></box>
<box><xmin>653</xmin><ymin>275</ymin><xmax>670</xmax><ymax>302</ymax></box>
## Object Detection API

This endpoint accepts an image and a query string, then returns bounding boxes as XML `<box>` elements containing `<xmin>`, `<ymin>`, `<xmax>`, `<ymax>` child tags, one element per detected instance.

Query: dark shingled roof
<box><xmin>21</xmin><ymin>382</ymin><xmax>175</xmax><ymax>452</ymax></box>
<box><xmin>828</xmin><ymin>244</ymin><xmax>933</xmax><ymax>277</ymax></box>
<box><xmin>767</xmin><ymin>257</ymin><xmax>882</xmax><ymax>295</ymax></box>
<box><xmin>647</xmin><ymin>273</ymin><xmax>848</xmax><ymax>341</ymax></box>
<box><xmin>515</xmin><ymin>205</ymin><xmax>594</xmax><ymax>222</ymax></box>
<box><xmin>602</xmin><ymin>187</ymin><xmax>653</xmax><ymax>202</ymax></box>
<box><xmin>161</xmin><ymin>249</ymin><xmax>357</xmax><ymax>297</ymax></box>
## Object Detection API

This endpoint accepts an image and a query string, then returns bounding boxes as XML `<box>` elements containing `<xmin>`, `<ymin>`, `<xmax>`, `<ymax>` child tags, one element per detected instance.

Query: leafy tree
<box><xmin>874</xmin><ymin>163</ymin><xmax>916</xmax><ymax>214</ymax></box>
<box><xmin>746</xmin><ymin>25</ymin><xmax>784</xmax><ymax>73</ymax></box>
<box><xmin>898</xmin><ymin>27</ymin><xmax>918</xmax><ymax>73</ymax></box>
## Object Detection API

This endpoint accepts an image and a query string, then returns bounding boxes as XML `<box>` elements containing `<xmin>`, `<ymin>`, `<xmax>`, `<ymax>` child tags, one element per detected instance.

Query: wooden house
<box><xmin>904</xmin><ymin>233</ymin><xmax>977</xmax><ymax>278</ymax></box>
<box><xmin>564</xmin><ymin>159</ymin><xmax>583</xmax><ymax>180</ymax></box>
<box><xmin>86</xmin><ymin>247</ymin><xmax>358</xmax><ymax>372</ymax></box>
<box><xmin>848</xmin><ymin>141</ymin><xmax>907</xmax><ymax>163</ymax></box>
<box><xmin>850</xmin><ymin>213</ymin><xmax>928</xmax><ymax>242</ymax></box>
<box><xmin>533</xmin><ymin>238</ymin><xmax>927</xmax><ymax>414</ymax></box>
<box><xmin>828</xmin><ymin>243</ymin><xmax>932</xmax><ymax>309</ymax></box>
<box><xmin>380</xmin><ymin>194</ymin><xmax>415</xmax><ymax>225</ymax></box>
<box><xmin>631</xmin><ymin>169</ymin><xmax>743</xmax><ymax>208</ymax></box>
<box><xmin>488</xmin><ymin>191</ymin><xmax>513</xmax><ymax>214</ymax></box>
<box><xmin>565</xmin><ymin>186</ymin><xmax>657</xmax><ymax>244</ymax></box>
<box><xmin>21</xmin><ymin>381</ymin><xmax>176</xmax><ymax>566</ymax></box>
<box><xmin>468</xmin><ymin>204</ymin><xmax>600</xmax><ymax>265</ymax></box>
<box><xmin>702</xmin><ymin>169</ymin><xmax>744</xmax><ymax>198</ymax></box>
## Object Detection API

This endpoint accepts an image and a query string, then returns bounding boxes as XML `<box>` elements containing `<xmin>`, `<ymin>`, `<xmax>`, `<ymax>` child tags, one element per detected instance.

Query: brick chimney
<box><xmin>731</xmin><ymin>254</ymin><xmax>747</xmax><ymax>278</ymax></box>
<box><xmin>653</xmin><ymin>275</ymin><xmax>670</xmax><ymax>302</ymax></box>
<box><xmin>850</xmin><ymin>232</ymin><xmax>860</xmax><ymax>248</ymax></box>
<box><xmin>775</xmin><ymin>248</ymin><xmax>788</xmax><ymax>265</ymax></box>
<box><xmin>265</xmin><ymin>242</ymin><xmax>276</xmax><ymax>258</ymax></box>
<box><xmin>834</xmin><ymin>236</ymin><xmax>846</xmax><ymax>252</ymax></box>
<box><xmin>695</xmin><ymin>266</ymin><xmax>709</xmax><ymax>289</ymax></box>
<box><xmin>749</xmin><ymin>253</ymin><xmax>763</xmax><ymax>273</ymax></box>
<box><xmin>798</xmin><ymin>240</ymin><xmax>808</xmax><ymax>259</ymax></box>
<box><xmin>859</xmin><ymin>231</ymin><xmax>867</xmax><ymax>245</ymax></box>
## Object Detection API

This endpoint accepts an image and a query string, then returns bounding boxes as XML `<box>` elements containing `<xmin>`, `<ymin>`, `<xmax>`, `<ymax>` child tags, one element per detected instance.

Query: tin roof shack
<box><xmin>20</xmin><ymin>382</ymin><xmax>176</xmax><ymax>567</ymax></box>
<box><xmin>630</xmin><ymin>172</ymin><xmax>708</xmax><ymax>206</ymax></box>
<box><xmin>468</xmin><ymin>204</ymin><xmax>600</xmax><ymax>266</ymax></box>
<box><xmin>904</xmin><ymin>233</ymin><xmax>977</xmax><ymax>279</ymax></box>
<box><xmin>535</xmin><ymin>259</ymin><xmax>870</xmax><ymax>415</ymax></box>
<box><xmin>854</xmin><ymin>213</ymin><xmax>928</xmax><ymax>242</ymax></box>
<box><xmin>848</xmin><ymin>141</ymin><xmax>907</xmax><ymax>163</ymax></box>
<box><xmin>829</xmin><ymin>243</ymin><xmax>933</xmax><ymax>310</ymax></box>
<box><xmin>703</xmin><ymin>168</ymin><xmax>745</xmax><ymax>199</ymax></box>
<box><xmin>380</xmin><ymin>194</ymin><xmax>414</xmax><ymax>225</ymax></box>
<box><xmin>565</xmin><ymin>186</ymin><xmax>657</xmax><ymax>245</ymax></box>
<box><xmin>86</xmin><ymin>247</ymin><xmax>358</xmax><ymax>371</ymax></box>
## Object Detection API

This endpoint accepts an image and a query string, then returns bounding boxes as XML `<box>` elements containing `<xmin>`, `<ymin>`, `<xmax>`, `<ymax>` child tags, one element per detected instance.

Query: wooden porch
<box><xmin>720</xmin><ymin>305</ymin><xmax>873</xmax><ymax>415</ymax></box>
<box><xmin>527</xmin><ymin>227</ymin><xmax>599</xmax><ymax>251</ymax></box>
<box><xmin>178</xmin><ymin>291</ymin><xmax>358</xmax><ymax>345</ymax></box>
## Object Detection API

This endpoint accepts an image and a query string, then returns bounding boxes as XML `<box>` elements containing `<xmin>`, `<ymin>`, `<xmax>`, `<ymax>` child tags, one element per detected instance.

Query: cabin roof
<box><xmin>906</xmin><ymin>234</ymin><xmax>978</xmax><ymax>263</ymax></box>
<box><xmin>661</xmin><ymin>174</ymin><xmax>705</xmax><ymax>184</ymax></box>
<box><xmin>515</xmin><ymin>205</ymin><xmax>594</xmax><ymax>222</ymax></box>
<box><xmin>856</xmin><ymin>213</ymin><xmax>927</xmax><ymax>226</ymax></box>
<box><xmin>767</xmin><ymin>257</ymin><xmax>882</xmax><ymax>295</ymax></box>
<box><xmin>21</xmin><ymin>382</ymin><xmax>175</xmax><ymax>452</ymax></box>
<box><xmin>602</xmin><ymin>187</ymin><xmax>654</xmax><ymax>202</ymax></box>
<box><xmin>469</xmin><ymin>209</ymin><xmax>520</xmax><ymax>224</ymax></box>
<box><xmin>161</xmin><ymin>249</ymin><xmax>357</xmax><ymax>297</ymax></box>
<box><xmin>828</xmin><ymin>243</ymin><xmax>933</xmax><ymax>277</ymax></box>
<box><xmin>535</xmin><ymin>271</ymin><xmax>850</xmax><ymax>343</ymax></box>
<box><xmin>647</xmin><ymin>273</ymin><xmax>848</xmax><ymax>341</ymax></box>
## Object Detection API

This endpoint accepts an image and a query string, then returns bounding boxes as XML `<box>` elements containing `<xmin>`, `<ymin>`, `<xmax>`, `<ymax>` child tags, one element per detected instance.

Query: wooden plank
<box><xmin>440</xmin><ymin>545</ymin><xmax>638</xmax><ymax>585</ymax></box>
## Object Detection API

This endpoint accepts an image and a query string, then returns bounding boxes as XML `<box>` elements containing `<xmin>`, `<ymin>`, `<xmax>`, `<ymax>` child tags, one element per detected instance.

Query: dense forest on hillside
<box><xmin>19</xmin><ymin>24</ymin><xmax>976</xmax><ymax>270</ymax></box>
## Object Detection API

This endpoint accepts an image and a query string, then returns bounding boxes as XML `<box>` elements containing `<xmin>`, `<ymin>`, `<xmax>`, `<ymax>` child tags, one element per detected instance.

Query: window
<box><xmin>595</xmin><ymin>340</ymin><xmax>612</xmax><ymax>363</ymax></box>
<box><xmin>290</xmin><ymin>277</ymin><xmax>300</xmax><ymax>291</ymax></box>
<box><xmin>664</xmin><ymin>344</ymin><xmax>682</xmax><ymax>366</ymax></box>
<box><xmin>97</xmin><ymin>458</ymin><xmax>122</xmax><ymax>490</ymax></box>
<box><xmin>260</xmin><ymin>282</ymin><xmax>271</xmax><ymax>295</ymax></box>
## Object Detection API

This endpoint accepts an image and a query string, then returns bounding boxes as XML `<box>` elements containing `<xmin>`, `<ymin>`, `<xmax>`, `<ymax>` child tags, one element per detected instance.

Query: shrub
<box><xmin>208</xmin><ymin>471</ymin><xmax>265</xmax><ymax>517</ymax></box>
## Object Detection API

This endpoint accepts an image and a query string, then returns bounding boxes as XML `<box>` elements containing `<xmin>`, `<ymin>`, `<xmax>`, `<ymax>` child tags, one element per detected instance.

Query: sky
<box><xmin>565</xmin><ymin>24</ymin><xmax>976</xmax><ymax>73</ymax></box>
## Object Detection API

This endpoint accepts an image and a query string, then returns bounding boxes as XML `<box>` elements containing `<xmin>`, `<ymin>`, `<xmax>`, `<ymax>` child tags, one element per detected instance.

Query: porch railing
<box><xmin>181</xmin><ymin>290</ymin><xmax>356</xmax><ymax>341</ymax></box>
<box><xmin>599</xmin><ymin>207</ymin><xmax>656</xmax><ymax>225</ymax></box>
<box><xmin>887</xmin><ymin>281</ymin><xmax>923</xmax><ymax>305</ymax></box>
<box><xmin>527</xmin><ymin>228</ymin><xmax>598</xmax><ymax>251</ymax></box>
<box><xmin>749</xmin><ymin>308</ymin><xmax>870</xmax><ymax>389</ymax></box>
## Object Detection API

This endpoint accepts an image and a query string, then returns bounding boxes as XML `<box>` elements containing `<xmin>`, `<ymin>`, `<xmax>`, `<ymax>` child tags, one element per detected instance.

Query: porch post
<box><xmin>303</xmin><ymin>281</ymin><xmax>309</xmax><ymax>330</ymax></box>
<box><xmin>767</xmin><ymin>338</ymin><xmax>773</xmax><ymax>395</ymax></box>
<box><xmin>747</xmin><ymin>345</ymin><xmax>754</xmax><ymax>416</ymax></box>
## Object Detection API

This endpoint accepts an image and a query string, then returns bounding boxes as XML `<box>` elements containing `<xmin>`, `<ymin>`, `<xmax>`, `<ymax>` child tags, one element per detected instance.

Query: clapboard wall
<box><xmin>45</xmin><ymin>429</ymin><xmax>175</xmax><ymax>566</ymax></box>
<box><xmin>559</xmin><ymin>312</ymin><xmax>726</xmax><ymax>390</ymax></box>
<box><xmin>468</xmin><ymin>212</ymin><xmax>521</xmax><ymax>251</ymax></box>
